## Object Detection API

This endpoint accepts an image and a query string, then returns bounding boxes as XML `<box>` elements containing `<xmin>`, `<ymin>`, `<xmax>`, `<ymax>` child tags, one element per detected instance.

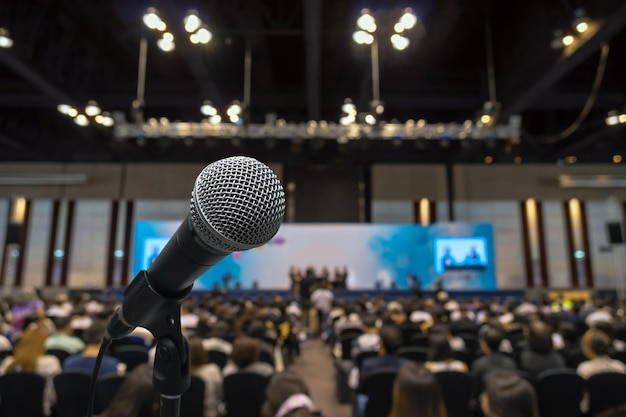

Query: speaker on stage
<box><xmin>607</xmin><ymin>222</ymin><xmax>624</xmax><ymax>244</ymax></box>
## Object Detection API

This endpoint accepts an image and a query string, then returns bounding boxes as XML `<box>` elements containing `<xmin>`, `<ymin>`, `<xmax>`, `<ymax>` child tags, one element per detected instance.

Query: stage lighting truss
<box><xmin>113</xmin><ymin>116</ymin><xmax>520</xmax><ymax>142</ymax></box>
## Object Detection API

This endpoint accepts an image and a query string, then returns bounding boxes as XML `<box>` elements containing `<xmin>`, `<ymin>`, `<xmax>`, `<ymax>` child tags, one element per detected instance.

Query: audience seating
<box><xmin>46</xmin><ymin>349</ymin><xmax>72</xmax><ymax>365</ymax></box>
<box><xmin>180</xmin><ymin>375</ymin><xmax>206</xmax><ymax>417</ymax></box>
<box><xmin>52</xmin><ymin>371</ymin><xmax>92</xmax><ymax>417</ymax></box>
<box><xmin>397</xmin><ymin>346</ymin><xmax>428</xmax><ymax>363</ymax></box>
<box><xmin>259</xmin><ymin>350</ymin><xmax>275</xmax><ymax>367</ymax></box>
<box><xmin>94</xmin><ymin>374</ymin><xmax>126</xmax><ymax>415</ymax></box>
<box><xmin>452</xmin><ymin>349</ymin><xmax>475</xmax><ymax>368</ymax></box>
<box><xmin>207</xmin><ymin>349</ymin><xmax>228</xmax><ymax>370</ymax></box>
<box><xmin>456</xmin><ymin>333</ymin><xmax>479</xmax><ymax>354</ymax></box>
<box><xmin>399</xmin><ymin>323</ymin><xmax>421</xmax><ymax>346</ymax></box>
<box><xmin>435</xmin><ymin>371</ymin><xmax>473</xmax><ymax>417</ymax></box>
<box><xmin>586</xmin><ymin>372</ymin><xmax>626</xmax><ymax>416</ymax></box>
<box><xmin>0</xmin><ymin>372</ymin><xmax>46</xmax><ymax>417</ymax></box>
<box><xmin>361</xmin><ymin>368</ymin><xmax>397</xmax><ymax>417</ymax></box>
<box><xmin>223</xmin><ymin>372</ymin><xmax>270</xmax><ymax>417</ymax></box>
<box><xmin>340</xmin><ymin>334</ymin><xmax>361</xmax><ymax>361</ymax></box>
<box><xmin>112</xmin><ymin>345</ymin><xmax>149</xmax><ymax>372</ymax></box>
<box><xmin>355</xmin><ymin>351</ymin><xmax>378</xmax><ymax>369</ymax></box>
<box><xmin>535</xmin><ymin>369</ymin><xmax>585</xmax><ymax>417</ymax></box>
<box><xmin>409</xmin><ymin>333</ymin><xmax>430</xmax><ymax>348</ymax></box>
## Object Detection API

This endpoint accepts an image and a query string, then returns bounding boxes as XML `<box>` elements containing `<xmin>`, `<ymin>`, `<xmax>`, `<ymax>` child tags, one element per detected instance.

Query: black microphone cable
<box><xmin>86</xmin><ymin>335</ymin><xmax>112</xmax><ymax>417</ymax></box>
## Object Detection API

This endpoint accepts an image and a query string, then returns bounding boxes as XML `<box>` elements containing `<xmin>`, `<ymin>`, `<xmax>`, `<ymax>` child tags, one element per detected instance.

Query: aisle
<box><xmin>289</xmin><ymin>338</ymin><xmax>352</xmax><ymax>417</ymax></box>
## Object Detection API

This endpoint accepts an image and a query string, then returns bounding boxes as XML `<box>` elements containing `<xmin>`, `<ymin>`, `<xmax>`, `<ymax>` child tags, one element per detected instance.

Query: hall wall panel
<box><xmin>371</xmin><ymin>200</ymin><xmax>414</xmax><ymax>223</ymax></box>
<box><xmin>63</xmin><ymin>164</ymin><xmax>123</xmax><ymax>199</ymax></box>
<box><xmin>68</xmin><ymin>200</ymin><xmax>111</xmax><ymax>288</ymax></box>
<box><xmin>0</xmin><ymin>199</ymin><xmax>7</xmax><ymax>278</ymax></box>
<box><xmin>371</xmin><ymin>164</ymin><xmax>447</xmax><ymax>200</ymax></box>
<box><xmin>586</xmin><ymin>200</ymin><xmax>621</xmax><ymax>288</ymax></box>
<box><xmin>23</xmin><ymin>200</ymin><xmax>53</xmax><ymax>288</ymax></box>
<box><xmin>542</xmin><ymin>201</ymin><xmax>569</xmax><ymax>288</ymax></box>
<box><xmin>453</xmin><ymin>165</ymin><xmax>626</xmax><ymax>200</ymax></box>
<box><xmin>0</xmin><ymin>164</ymin><xmax>64</xmax><ymax>198</ymax></box>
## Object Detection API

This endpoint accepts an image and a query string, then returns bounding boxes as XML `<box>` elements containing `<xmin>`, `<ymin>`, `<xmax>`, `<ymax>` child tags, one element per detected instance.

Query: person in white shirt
<box><xmin>311</xmin><ymin>283</ymin><xmax>334</xmax><ymax>336</ymax></box>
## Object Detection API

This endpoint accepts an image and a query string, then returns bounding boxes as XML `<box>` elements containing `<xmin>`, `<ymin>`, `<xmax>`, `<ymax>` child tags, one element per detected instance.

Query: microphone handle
<box><xmin>148</xmin><ymin>213</ymin><xmax>229</xmax><ymax>296</ymax></box>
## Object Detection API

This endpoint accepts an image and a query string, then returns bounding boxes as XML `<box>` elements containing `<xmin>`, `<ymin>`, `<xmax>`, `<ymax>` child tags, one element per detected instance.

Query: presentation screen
<box><xmin>133</xmin><ymin>221</ymin><xmax>496</xmax><ymax>290</ymax></box>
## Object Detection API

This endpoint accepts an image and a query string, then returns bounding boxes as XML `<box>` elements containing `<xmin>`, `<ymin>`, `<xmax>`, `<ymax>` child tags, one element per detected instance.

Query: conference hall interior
<box><xmin>0</xmin><ymin>1</ymin><xmax>626</xmax><ymax>417</ymax></box>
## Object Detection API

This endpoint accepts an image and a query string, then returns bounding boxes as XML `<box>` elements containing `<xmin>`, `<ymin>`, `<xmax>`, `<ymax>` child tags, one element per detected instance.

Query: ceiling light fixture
<box><xmin>0</xmin><ymin>28</ymin><xmax>13</xmax><ymax>48</ymax></box>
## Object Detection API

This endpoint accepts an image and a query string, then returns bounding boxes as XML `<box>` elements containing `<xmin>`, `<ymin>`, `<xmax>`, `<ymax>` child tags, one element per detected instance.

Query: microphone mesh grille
<box><xmin>191</xmin><ymin>156</ymin><xmax>285</xmax><ymax>252</ymax></box>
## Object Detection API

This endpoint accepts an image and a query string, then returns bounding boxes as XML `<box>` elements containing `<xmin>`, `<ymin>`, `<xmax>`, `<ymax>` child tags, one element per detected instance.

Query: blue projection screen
<box><xmin>133</xmin><ymin>222</ymin><xmax>496</xmax><ymax>290</ymax></box>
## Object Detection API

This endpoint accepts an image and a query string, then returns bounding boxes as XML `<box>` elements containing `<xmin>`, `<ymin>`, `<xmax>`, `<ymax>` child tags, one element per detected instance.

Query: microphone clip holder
<box><xmin>107</xmin><ymin>270</ymin><xmax>193</xmax><ymax>417</ymax></box>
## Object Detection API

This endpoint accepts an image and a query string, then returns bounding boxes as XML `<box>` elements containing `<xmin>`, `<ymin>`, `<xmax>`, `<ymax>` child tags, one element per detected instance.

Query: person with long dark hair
<box><xmin>262</xmin><ymin>371</ymin><xmax>322</xmax><ymax>417</ymax></box>
<box><xmin>388</xmin><ymin>362</ymin><xmax>448</xmax><ymax>417</ymax></box>
<box><xmin>480</xmin><ymin>371</ymin><xmax>538</xmax><ymax>417</ymax></box>
<box><xmin>100</xmin><ymin>363</ymin><xmax>160</xmax><ymax>417</ymax></box>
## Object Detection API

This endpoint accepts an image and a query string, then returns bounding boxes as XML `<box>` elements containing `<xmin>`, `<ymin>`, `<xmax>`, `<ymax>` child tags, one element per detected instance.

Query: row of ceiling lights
<box><xmin>57</xmin><ymin>101</ymin><xmax>114</xmax><ymax>127</ymax></box>
<box><xmin>550</xmin><ymin>8</ymin><xmax>591</xmax><ymax>49</ymax></box>
<box><xmin>142</xmin><ymin>8</ymin><xmax>213</xmax><ymax>52</ymax></box>
<box><xmin>352</xmin><ymin>8</ymin><xmax>418</xmax><ymax>50</ymax></box>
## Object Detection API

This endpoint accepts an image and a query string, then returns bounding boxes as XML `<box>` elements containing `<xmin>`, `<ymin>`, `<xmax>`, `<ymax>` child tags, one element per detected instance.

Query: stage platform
<box><xmin>99</xmin><ymin>287</ymin><xmax>528</xmax><ymax>303</ymax></box>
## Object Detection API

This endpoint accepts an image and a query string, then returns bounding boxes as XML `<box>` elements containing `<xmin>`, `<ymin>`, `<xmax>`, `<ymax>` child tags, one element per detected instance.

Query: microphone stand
<box><xmin>107</xmin><ymin>271</ymin><xmax>192</xmax><ymax>417</ymax></box>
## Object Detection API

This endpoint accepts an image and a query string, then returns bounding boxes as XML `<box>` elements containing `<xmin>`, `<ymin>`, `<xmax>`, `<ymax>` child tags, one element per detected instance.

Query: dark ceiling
<box><xmin>0</xmin><ymin>0</ymin><xmax>625</xmax><ymax>165</ymax></box>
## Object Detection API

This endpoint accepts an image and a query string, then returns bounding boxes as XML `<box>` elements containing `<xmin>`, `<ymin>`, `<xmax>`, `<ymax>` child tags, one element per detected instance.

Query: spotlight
<box><xmin>85</xmin><ymin>100</ymin><xmax>101</xmax><ymax>117</ymax></box>
<box><xmin>365</xmin><ymin>114</ymin><xmax>376</xmax><ymax>125</ymax></box>
<box><xmin>57</xmin><ymin>104</ymin><xmax>77</xmax><ymax>117</ymax></box>
<box><xmin>0</xmin><ymin>28</ymin><xmax>13</xmax><ymax>48</ymax></box>
<box><xmin>399</xmin><ymin>8</ymin><xmax>418</xmax><ymax>31</ymax></box>
<box><xmin>613</xmin><ymin>155</ymin><xmax>622</xmax><ymax>164</ymax></box>
<box><xmin>143</xmin><ymin>8</ymin><xmax>165</xmax><ymax>31</ymax></box>
<box><xmin>562</xmin><ymin>34</ymin><xmax>575</xmax><ymax>46</ymax></box>
<box><xmin>342</xmin><ymin>98</ymin><xmax>357</xmax><ymax>115</ymax></box>
<box><xmin>619</xmin><ymin>110</ymin><xmax>626</xmax><ymax>124</ymax></box>
<box><xmin>484</xmin><ymin>155</ymin><xmax>493</xmax><ymax>164</ymax></box>
<box><xmin>357</xmin><ymin>9</ymin><xmax>377</xmax><ymax>33</ymax></box>
<box><xmin>565</xmin><ymin>155</ymin><xmax>577</xmax><ymax>164</ymax></box>
<box><xmin>605</xmin><ymin>111</ymin><xmax>619</xmax><ymax>126</ymax></box>
<box><xmin>352</xmin><ymin>30</ymin><xmax>374</xmax><ymax>45</ymax></box>
<box><xmin>74</xmin><ymin>114</ymin><xmax>89</xmax><ymax>126</ymax></box>
<box><xmin>157</xmin><ymin>32</ymin><xmax>175</xmax><ymax>52</ymax></box>
<box><xmin>200</xmin><ymin>100</ymin><xmax>217</xmax><ymax>116</ymax></box>
<box><xmin>573</xmin><ymin>8</ymin><xmax>589</xmax><ymax>33</ymax></box>
<box><xmin>96</xmin><ymin>112</ymin><xmax>114</xmax><ymax>127</ymax></box>
<box><xmin>184</xmin><ymin>11</ymin><xmax>201</xmax><ymax>33</ymax></box>
<box><xmin>208</xmin><ymin>115</ymin><xmax>222</xmax><ymax>124</ymax></box>
<box><xmin>226</xmin><ymin>101</ymin><xmax>243</xmax><ymax>118</ymax></box>
<box><xmin>390</xmin><ymin>34</ymin><xmax>409</xmax><ymax>50</ymax></box>
<box><xmin>195</xmin><ymin>26</ymin><xmax>212</xmax><ymax>44</ymax></box>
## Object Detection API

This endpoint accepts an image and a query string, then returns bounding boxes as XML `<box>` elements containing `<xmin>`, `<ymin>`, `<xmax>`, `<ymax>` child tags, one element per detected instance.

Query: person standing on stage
<box><xmin>407</xmin><ymin>273</ymin><xmax>423</xmax><ymax>298</ymax></box>
<box><xmin>299</xmin><ymin>267</ymin><xmax>317</xmax><ymax>331</ymax></box>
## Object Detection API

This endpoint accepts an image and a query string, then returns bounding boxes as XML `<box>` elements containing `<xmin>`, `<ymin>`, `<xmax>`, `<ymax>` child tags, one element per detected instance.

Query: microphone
<box><xmin>108</xmin><ymin>155</ymin><xmax>285</xmax><ymax>337</ymax></box>
<box><xmin>104</xmin><ymin>156</ymin><xmax>285</xmax><ymax>414</ymax></box>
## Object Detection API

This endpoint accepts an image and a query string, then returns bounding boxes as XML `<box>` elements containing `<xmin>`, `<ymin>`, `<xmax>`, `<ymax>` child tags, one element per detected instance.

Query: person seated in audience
<box><xmin>556</xmin><ymin>321</ymin><xmax>585</xmax><ymax>368</ymax></box>
<box><xmin>45</xmin><ymin>293</ymin><xmax>73</xmax><ymax>318</ymax></box>
<box><xmin>388</xmin><ymin>362</ymin><xmax>448</xmax><ymax>417</ymax></box>
<box><xmin>44</xmin><ymin>316</ymin><xmax>86</xmax><ymax>355</ymax></box>
<box><xmin>188</xmin><ymin>337</ymin><xmax>223</xmax><ymax>417</ymax></box>
<box><xmin>480</xmin><ymin>370</ymin><xmax>538</xmax><ymax>417</ymax></box>
<box><xmin>585</xmin><ymin>300</ymin><xmax>614</xmax><ymax>327</ymax></box>
<box><xmin>247</xmin><ymin>319</ymin><xmax>277</xmax><ymax>368</ymax></box>
<box><xmin>334</xmin><ymin>303</ymin><xmax>363</xmax><ymax>337</ymax></box>
<box><xmin>357</xmin><ymin>325</ymin><xmax>407</xmax><ymax>392</ymax></box>
<box><xmin>261</xmin><ymin>370</ymin><xmax>323</xmax><ymax>417</ymax></box>
<box><xmin>429</xmin><ymin>324</ymin><xmax>466</xmax><ymax>351</ymax></box>
<box><xmin>449</xmin><ymin>304</ymin><xmax>478</xmax><ymax>334</ymax></box>
<box><xmin>577</xmin><ymin>328</ymin><xmax>626</xmax><ymax>379</ymax></box>
<box><xmin>223</xmin><ymin>336</ymin><xmax>274</xmax><ymax>378</ymax></box>
<box><xmin>202</xmin><ymin>320</ymin><xmax>234</xmax><ymax>354</ymax></box>
<box><xmin>594</xmin><ymin>321</ymin><xmax>626</xmax><ymax>352</ymax></box>
<box><xmin>387</xmin><ymin>302</ymin><xmax>408</xmax><ymax>325</ymax></box>
<box><xmin>100</xmin><ymin>363</ymin><xmax>160</xmax><ymax>417</ymax></box>
<box><xmin>181</xmin><ymin>299</ymin><xmax>200</xmax><ymax>334</ymax></box>
<box><xmin>425</xmin><ymin>333</ymin><xmax>468</xmax><ymax>373</ymax></box>
<box><xmin>350</xmin><ymin>314</ymin><xmax>381</xmax><ymax>362</ymax></box>
<box><xmin>64</xmin><ymin>320</ymin><xmax>122</xmax><ymax>377</ymax></box>
<box><xmin>470</xmin><ymin>326</ymin><xmax>517</xmax><ymax>396</ymax></box>
<box><xmin>519</xmin><ymin>320</ymin><xmax>565</xmax><ymax>376</ymax></box>
<box><xmin>0</xmin><ymin>323</ymin><xmax>61</xmax><ymax>416</ymax></box>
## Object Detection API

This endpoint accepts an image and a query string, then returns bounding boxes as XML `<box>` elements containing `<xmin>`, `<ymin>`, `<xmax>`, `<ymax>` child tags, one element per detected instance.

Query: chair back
<box><xmin>113</xmin><ymin>345</ymin><xmax>149</xmax><ymax>372</ymax></box>
<box><xmin>452</xmin><ymin>349</ymin><xmax>475</xmax><ymax>368</ymax></box>
<box><xmin>95</xmin><ymin>374</ymin><xmax>127</xmax><ymax>415</ymax></box>
<box><xmin>0</xmin><ymin>372</ymin><xmax>46</xmax><ymax>417</ymax></box>
<box><xmin>456</xmin><ymin>333</ymin><xmax>479</xmax><ymax>354</ymax></box>
<box><xmin>587</xmin><ymin>372</ymin><xmax>626</xmax><ymax>416</ymax></box>
<box><xmin>435</xmin><ymin>371</ymin><xmax>473</xmax><ymax>417</ymax></box>
<box><xmin>340</xmin><ymin>334</ymin><xmax>360</xmax><ymax>361</ymax></box>
<box><xmin>180</xmin><ymin>375</ymin><xmax>206</xmax><ymax>417</ymax></box>
<box><xmin>207</xmin><ymin>350</ymin><xmax>229</xmax><ymax>370</ymax></box>
<box><xmin>46</xmin><ymin>348</ymin><xmax>72</xmax><ymax>365</ymax></box>
<box><xmin>362</xmin><ymin>368</ymin><xmax>398</xmax><ymax>417</ymax></box>
<box><xmin>259</xmin><ymin>349</ymin><xmax>275</xmax><ymax>367</ymax></box>
<box><xmin>223</xmin><ymin>372</ymin><xmax>270</xmax><ymax>417</ymax></box>
<box><xmin>399</xmin><ymin>323</ymin><xmax>421</xmax><ymax>346</ymax></box>
<box><xmin>53</xmin><ymin>372</ymin><xmax>92</xmax><ymax>417</ymax></box>
<box><xmin>536</xmin><ymin>369</ymin><xmax>585</xmax><ymax>417</ymax></box>
<box><xmin>397</xmin><ymin>347</ymin><xmax>429</xmax><ymax>363</ymax></box>
<box><xmin>355</xmin><ymin>351</ymin><xmax>378</xmax><ymax>369</ymax></box>
<box><xmin>340</xmin><ymin>328</ymin><xmax>363</xmax><ymax>338</ymax></box>
<box><xmin>409</xmin><ymin>333</ymin><xmax>430</xmax><ymax>348</ymax></box>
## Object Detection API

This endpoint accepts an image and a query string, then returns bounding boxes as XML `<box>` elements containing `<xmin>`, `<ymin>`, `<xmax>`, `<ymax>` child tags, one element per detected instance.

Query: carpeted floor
<box><xmin>288</xmin><ymin>338</ymin><xmax>352</xmax><ymax>417</ymax></box>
